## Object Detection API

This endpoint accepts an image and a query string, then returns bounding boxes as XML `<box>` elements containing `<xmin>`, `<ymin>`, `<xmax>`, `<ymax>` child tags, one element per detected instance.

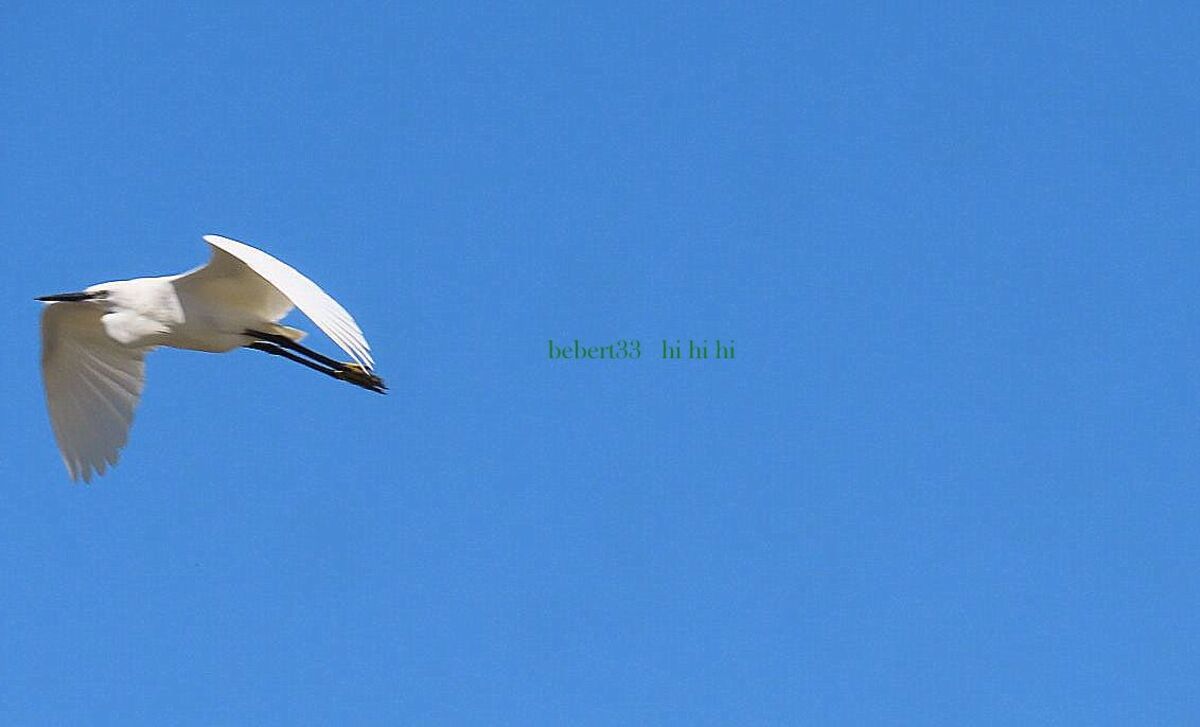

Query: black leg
<box><xmin>244</xmin><ymin>329</ymin><xmax>349</xmax><ymax>371</ymax></box>
<box><xmin>246</xmin><ymin>341</ymin><xmax>386</xmax><ymax>394</ymax></box>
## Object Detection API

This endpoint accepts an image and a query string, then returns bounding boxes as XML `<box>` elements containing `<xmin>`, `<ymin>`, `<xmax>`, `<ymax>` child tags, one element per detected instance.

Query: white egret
<box><xmin>38</xmin><ymin>234</ymin><xmax>385</xmax><ymax>483</ymax></box>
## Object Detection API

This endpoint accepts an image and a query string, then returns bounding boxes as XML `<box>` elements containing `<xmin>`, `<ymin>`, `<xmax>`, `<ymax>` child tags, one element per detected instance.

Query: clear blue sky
<box><xmin>2</xmin><ymin>2</ymin><xmax>1197</xmax><ymax>724</ymax></box>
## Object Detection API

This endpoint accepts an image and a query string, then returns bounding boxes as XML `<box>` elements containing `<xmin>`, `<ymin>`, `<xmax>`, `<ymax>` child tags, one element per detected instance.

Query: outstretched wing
<box><xmin>181</xmin><ymin>235</ymin><xmax>374</xmax><ymax>371</ymax></box>
<box><xmin>41</xmin><ymin>304</ymin><xmax>146</xmax><ymax>483</ymax></box>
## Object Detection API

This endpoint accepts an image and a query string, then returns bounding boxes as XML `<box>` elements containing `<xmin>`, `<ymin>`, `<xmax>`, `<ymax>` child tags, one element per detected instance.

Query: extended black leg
<box><xmin>246</xmin><ymin>341</ymin><xmax>386</xmax><ymax>394</ymax></box>
<box><xmin>244</xmin><ymin>329</ymin><xmax>348</xmax><ymax>371</ymax></box>
<box><xmin>244</xmin><ymin>329</ymin><xmax>386</xmax><ymax>394</ymax></box>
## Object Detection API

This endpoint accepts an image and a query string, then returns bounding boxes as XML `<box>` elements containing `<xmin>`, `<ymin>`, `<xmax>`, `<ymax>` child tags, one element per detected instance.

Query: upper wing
<box><xmin>180</xmin><ymin>235</ymin><xmax>374</xmax><ymax>371</ymax></box>
<box><xmin>41</xmin><ymin>304</ymin><xmax>146</xmax><ymax>483</ymax></box>
<box><xmin>173</xmin><ymin>238</ymin><xmax>295</xmax><ymax>323</ymax></box>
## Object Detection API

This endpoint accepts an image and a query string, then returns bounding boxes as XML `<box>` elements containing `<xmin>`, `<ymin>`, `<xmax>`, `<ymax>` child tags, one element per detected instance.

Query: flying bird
<box><xmin>38</xmin><ymin>234</ymin><xmax>385</xmax><ymax>482</ymax></box>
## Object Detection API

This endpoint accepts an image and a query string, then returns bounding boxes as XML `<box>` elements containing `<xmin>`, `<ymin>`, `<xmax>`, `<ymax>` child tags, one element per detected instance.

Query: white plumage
<box><xmin>39</xmin><ymin>234</ymin><xmax>384</xmax><ymax>482</ymax></box>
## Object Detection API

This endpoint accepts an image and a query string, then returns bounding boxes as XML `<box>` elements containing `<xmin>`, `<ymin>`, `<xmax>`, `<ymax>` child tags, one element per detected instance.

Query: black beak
<box><xmin>36</xmin><ymin>291</ymin><xmax>100</xmax><ymax>302</ymax></box>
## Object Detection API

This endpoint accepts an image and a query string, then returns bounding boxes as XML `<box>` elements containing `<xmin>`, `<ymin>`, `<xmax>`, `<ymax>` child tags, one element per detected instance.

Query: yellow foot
<box><xmin>334</xmin><ymin>363</ymin><xmax>387</xmax><ymax>393</ymax></box>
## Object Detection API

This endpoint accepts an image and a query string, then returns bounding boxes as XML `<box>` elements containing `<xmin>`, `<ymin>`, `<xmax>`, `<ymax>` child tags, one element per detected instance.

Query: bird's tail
<box><xmin>265</xmin><ymin>323</ymin><xmax>307</xmax><ymax>342</ymax></box>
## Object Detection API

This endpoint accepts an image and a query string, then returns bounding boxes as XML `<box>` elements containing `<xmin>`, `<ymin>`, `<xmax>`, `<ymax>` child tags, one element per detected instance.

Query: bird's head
<box><xmin>39</xmin><ymin>278</ymin><xmax>179</xmax><ymax>322</ymax></box>
<box><xmin>36</xmin><ymin>280</ymin><xmax>151</xmax><ymax>308</ymax></box>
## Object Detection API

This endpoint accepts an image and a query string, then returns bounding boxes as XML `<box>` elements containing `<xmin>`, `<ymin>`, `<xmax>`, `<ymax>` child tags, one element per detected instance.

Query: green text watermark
<box><xmin>547</xmin><ymin>339</ymin><xmax>735</xmax><ymax>361</ymax></box>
